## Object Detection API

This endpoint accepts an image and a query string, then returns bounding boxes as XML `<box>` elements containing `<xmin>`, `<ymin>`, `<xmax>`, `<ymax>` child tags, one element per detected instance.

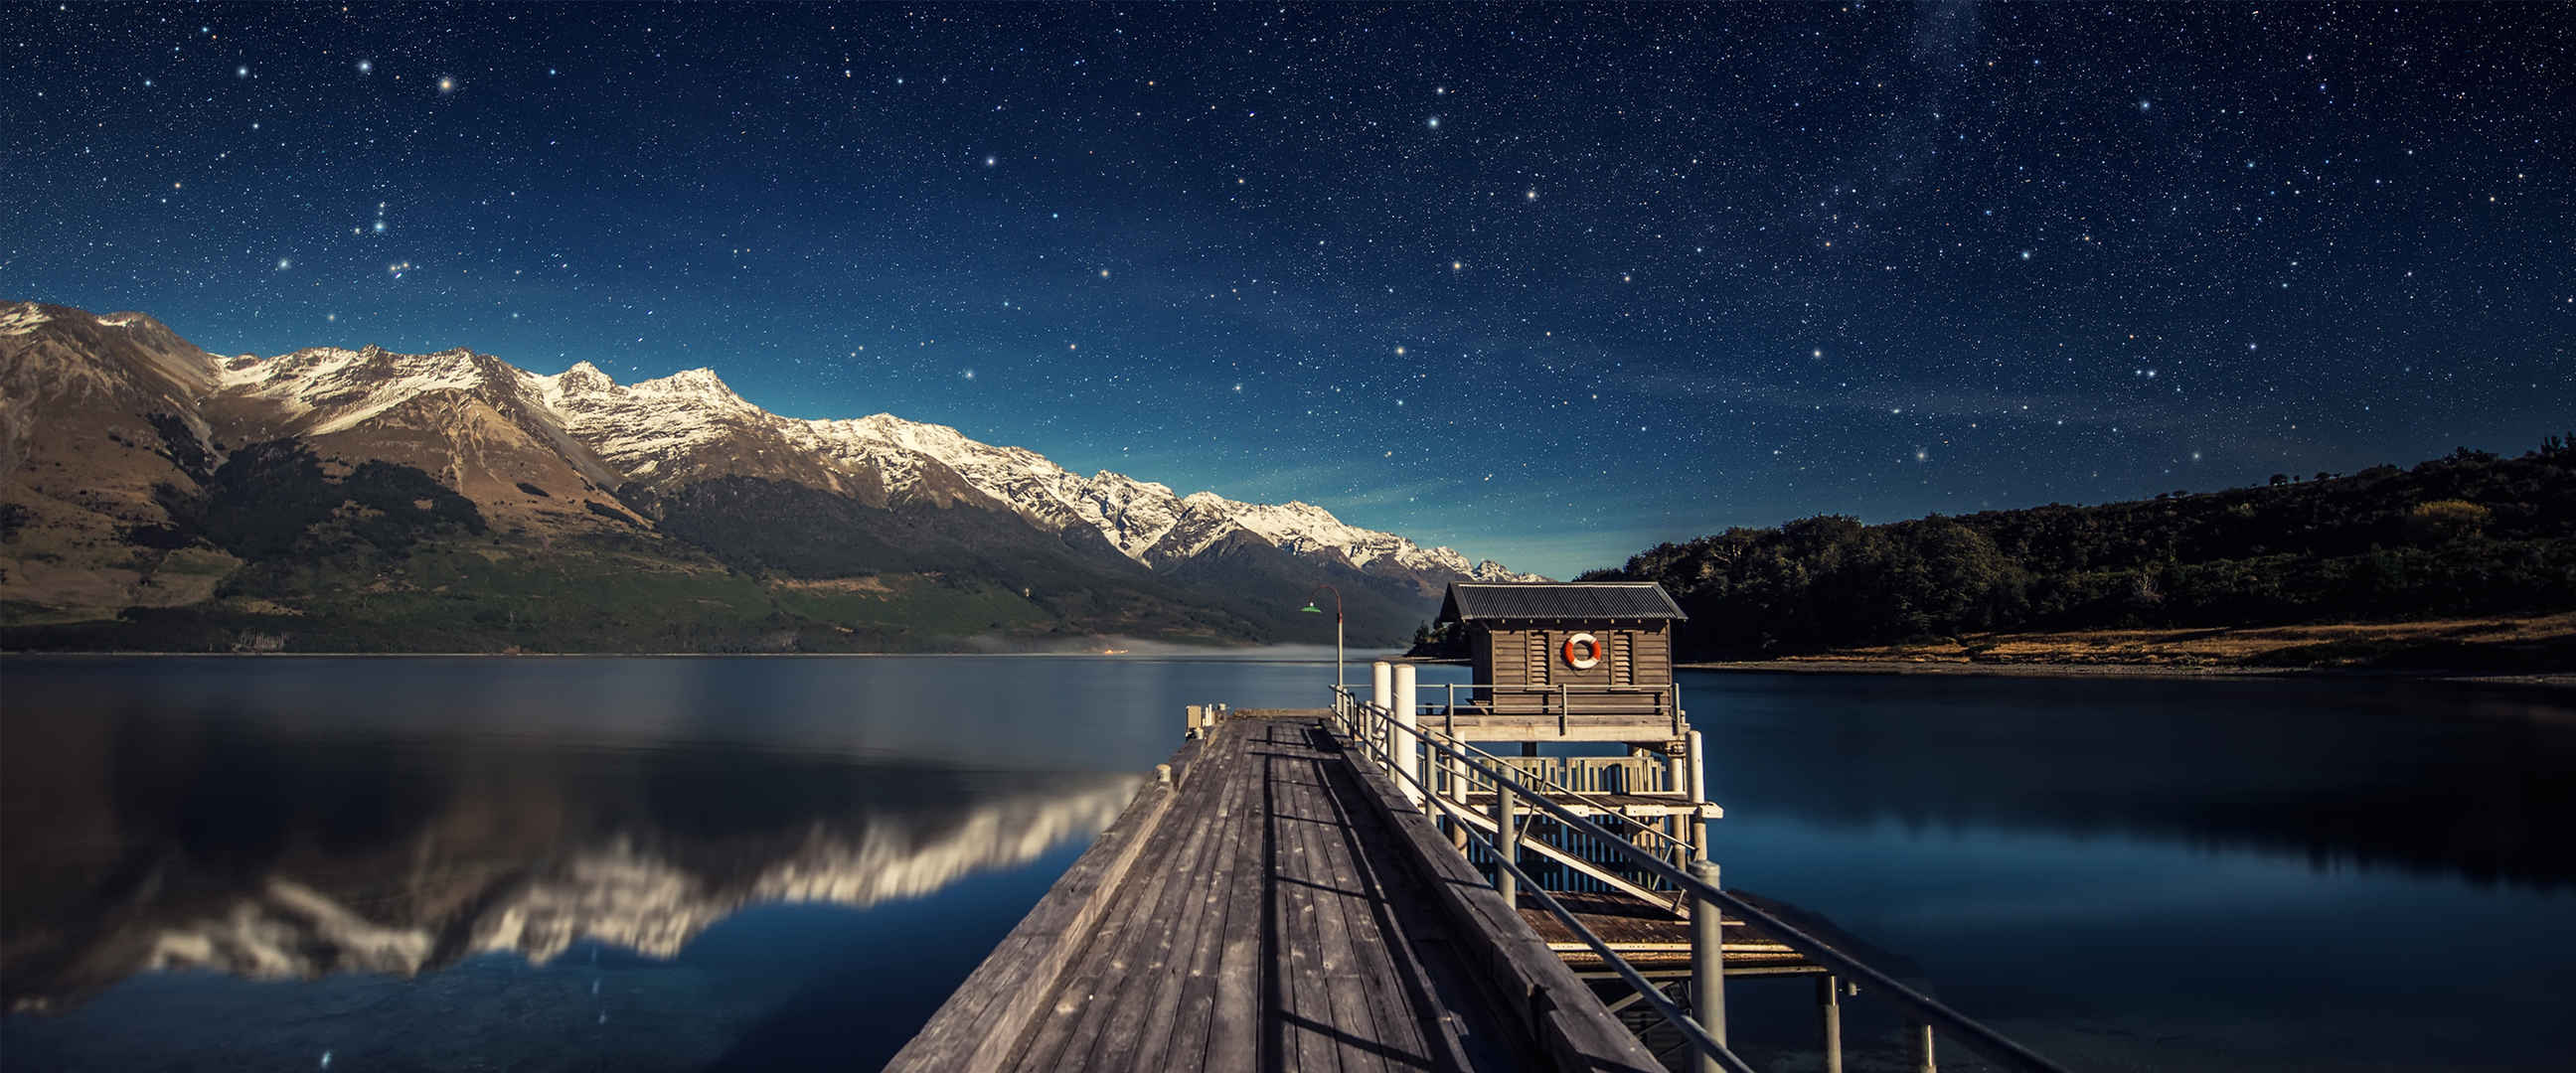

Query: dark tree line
<box><xmin>1581</xmin><ymin>436</ymin><xmax>2576</xmax><ymax>660</ymax></box>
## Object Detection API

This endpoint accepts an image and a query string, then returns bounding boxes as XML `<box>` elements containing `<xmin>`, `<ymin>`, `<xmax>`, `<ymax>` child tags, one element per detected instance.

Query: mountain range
<box><xmin>0</xmin><ymin>301</ymin><xmax>1534</xmax><ymax>652</ymax></box>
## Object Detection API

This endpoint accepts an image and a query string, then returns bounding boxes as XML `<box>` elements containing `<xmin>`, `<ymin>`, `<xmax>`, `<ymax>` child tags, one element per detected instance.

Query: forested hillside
<box><xmin>1580</xmin><ymin>437</ymin><xmax>2576</xmax><ymax>661</ymax></box>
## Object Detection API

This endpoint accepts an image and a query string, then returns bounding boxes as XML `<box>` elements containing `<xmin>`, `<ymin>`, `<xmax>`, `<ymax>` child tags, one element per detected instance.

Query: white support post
<box><xmin>1687</xmin><ymin>729</ymin><xmax>1709</xmax><ymax>859</ymax></box>
<box><xmin>1371</xmin><ymin>661</ymin><xmax>1392</xmax><ymax>716</ymax></box>
<box><xmin>1665</xmin><ymin>744</ymin><xmax>1690</xmax><ymax>866</ymax></box>
<box><xmin>1393</xmin><ymin>664</ymin><xmax>1421</xmax><ymax>806</ymax></box>
<box><xmin>1690</xmin><ymin>858</ymin><xmax>1727</xmax><ymax>1071</ymax></box>
<box><xmin>1818</xmin><ymin>976</ymin><xmax>1845</xmax><ymax>1073</ymax></box>
<box><xmin>1448</xmin><ymin>750</ymin><xmax>1470</xmax><ymax>849</ymax></box>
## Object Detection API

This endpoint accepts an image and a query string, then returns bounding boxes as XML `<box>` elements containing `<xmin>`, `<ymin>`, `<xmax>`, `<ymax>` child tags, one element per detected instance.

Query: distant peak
<box><xmin>0</xmin><ymin>302</ymin><xmax>50</xmax><ymax>336</ymax></box>
<box><xmin>642</xmin><ymin>367</ymin><xmax>731</xmax><ymax>391</ymax></box>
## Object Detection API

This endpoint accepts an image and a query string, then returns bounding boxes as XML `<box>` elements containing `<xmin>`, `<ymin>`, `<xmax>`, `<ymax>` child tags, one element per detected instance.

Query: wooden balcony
<box><xmin>1415</xmin><ymin>683</ymin><xmax>1687</xmax><ymax>744</ymax></box>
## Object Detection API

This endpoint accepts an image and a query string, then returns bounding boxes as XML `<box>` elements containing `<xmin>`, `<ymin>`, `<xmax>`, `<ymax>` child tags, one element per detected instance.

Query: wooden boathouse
<box><xmin>1436</xmin><ymin>581</ymin><xmax>1689</xmax><ymax>743</ymax></box>
<box><xmin>890</xmin><ymin>582</ymin><xmax>2064</xmax><ymax>1073</ymax></box>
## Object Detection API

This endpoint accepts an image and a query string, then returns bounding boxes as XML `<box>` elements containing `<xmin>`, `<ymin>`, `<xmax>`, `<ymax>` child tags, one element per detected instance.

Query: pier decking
<box><xmin>888</xmin><ymin>712</ymin><xmax>1662</xmax><ymax>1072</ymax></box>
<box><xmin>894</xmin><ymin>690</ymin><xmax>2064</xmax><ymax>1073</ymax></box>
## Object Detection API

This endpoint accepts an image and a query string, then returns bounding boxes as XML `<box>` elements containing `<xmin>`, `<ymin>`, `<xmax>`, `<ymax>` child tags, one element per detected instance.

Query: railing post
<box><xmin>1447</xmin><ymin>751</ymin><xmax>1469</xmax><ymax>849</ymax></box>
<box><xmin>1911</xmin><ymin>1022</ymin><xmax>1937</xmax><ymax>1073</ymax></box>
<box><xmin>1664</xmin><ymin>744</ymin><xmax>1690</xmax><ymax>867</ymax></box>
<box><xmin>1690</xmin><ymin>858</ymin><xmax>1726</xmax><ymax>1070</ymax></box>
<box><xmin>1393</xmin><ymin>664</ymin><xmax>1421</xmax><ymax>806</ymax></box>
<box><xmin>1494</xmin><ymin>784</ymin><xmax>1518</xmax><ymax>909</ymax></box>
<box><xmin>1371</xmin><ymin>661</ymin><xmax>1392</xmax><ymax>718</ymax></box>
<box><xmin>1687</xmin><ymin>728</ymin><xmax>1709</xmax><ymax>860</ymax></box>
<box><xmin>1818</xmin><ymin>975</ymin><xmax>1844</xmax><ymax>1073</ymax></box>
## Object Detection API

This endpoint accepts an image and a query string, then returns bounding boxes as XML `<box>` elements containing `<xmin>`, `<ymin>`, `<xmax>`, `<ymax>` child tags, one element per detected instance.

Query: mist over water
<box><xmin>3</xmin><ymin>657</ymin><xmax>2571</xmax><ymax>1070</ymax></box>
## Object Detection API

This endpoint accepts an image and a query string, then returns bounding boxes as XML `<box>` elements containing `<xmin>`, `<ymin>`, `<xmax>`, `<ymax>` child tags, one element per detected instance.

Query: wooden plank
<box><xmin>1022</xmin><ymin>792</ymin><xmax>1198</xmax><ymax>1070</ymax></box>
<box><xmin>1047</xmin><ymin>724</ymin><xmax>1245</xmax><ymax>1069</ymax></box>
<box><xmin>1080</xmin><ymin>721</ymin><xmax>1249</xmax><ymax>1072</ymax></box>
<box><xmin>1136</xmin><ymin>718</ymin><xmax>1258</xmax><ymax>1072</ymax></box>
<box><xmin>1308</xmin><ymin>746</ymin><xmax>1494</xmax><ymax>1070</ymax></box>
<box><xmin>1201</xmin><ymin>719</ymin><xmax>1276</xmax><ymax>1073</ymax></box>
<box><xmin>1009</xmin><ymin>733</ymin><xmax>1228</xmax><ymax>1069</ymax></box>
<box><xmin>1062</xmin><ymin>720</ymin><xmax>1252</xmax><ymax>1071</ymax></box>
<box><xmin>1275</xmin><ymin>723</ymin><xmax>1388</xmax><ymax>1073</ymax></box>
<box><xmin>1326</xmin><ymin>722</ymin><xmax>1666</xmax><ymax>1073</ymax></box>
<box><xmin>886</xmin><ymin>734</ymin><xmax>1204</xmax><ymax>1073</ymax></box>
<box><xmin>1252</xmin><ymin>724</ymin><xmax>1332</xmax><ymax>1072</ymax></box>
<box><xmin>1303</xmin><ymin>729</ymin><xmax>1452</xmax><ymax>1071</ymax></box>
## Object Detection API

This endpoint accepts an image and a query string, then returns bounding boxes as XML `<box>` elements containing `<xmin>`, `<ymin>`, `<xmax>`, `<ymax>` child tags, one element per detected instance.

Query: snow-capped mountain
<box><xmin>508</xmin><ymin>351</ymin><xmax>1539</xmax><ymax>582</ymax></box>
<box><xmin>1</xmin><ymin>302</ymin><xmax>1535</xmax><ymax>650</ymax></box>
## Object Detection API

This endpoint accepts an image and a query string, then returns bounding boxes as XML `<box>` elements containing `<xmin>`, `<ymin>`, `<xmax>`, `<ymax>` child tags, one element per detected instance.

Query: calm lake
<box><xmin>3</xmin><ymin>655</ymin><xmax>2571</xmax><ymax>1071</ymax></box>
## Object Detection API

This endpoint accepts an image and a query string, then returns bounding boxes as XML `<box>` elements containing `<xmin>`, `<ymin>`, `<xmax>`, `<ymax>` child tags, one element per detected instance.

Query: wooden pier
<box><xmin>889</xmin><ymin>710</ymin><xmax>1668</xmax><ymax>1072</ymax></box>
<box><xmin>892</xmin><ymin>656</ymin><xmax>2065</xmax><ymax>1073</ymax></box>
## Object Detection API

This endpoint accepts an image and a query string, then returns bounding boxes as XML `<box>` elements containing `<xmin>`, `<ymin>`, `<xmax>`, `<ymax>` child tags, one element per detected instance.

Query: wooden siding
<box><xmin>1465</xmin><ymin>620</ymin><xmax>1676</xmax><ymax>718</ymax></box>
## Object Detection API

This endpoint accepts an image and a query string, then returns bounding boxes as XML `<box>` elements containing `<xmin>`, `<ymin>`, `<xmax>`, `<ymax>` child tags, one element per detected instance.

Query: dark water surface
<box><xmin>3</xmin><ymin>657</ymin><xmax>2571</xmax><ymax>1071</ymax></box>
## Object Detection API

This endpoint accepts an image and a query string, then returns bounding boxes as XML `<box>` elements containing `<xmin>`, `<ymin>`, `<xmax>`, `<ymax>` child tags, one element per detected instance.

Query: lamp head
<box><xmin>1299</xmin><ymin>603</ymin><xmax>1323</xmax><ymax>614</ymax></box>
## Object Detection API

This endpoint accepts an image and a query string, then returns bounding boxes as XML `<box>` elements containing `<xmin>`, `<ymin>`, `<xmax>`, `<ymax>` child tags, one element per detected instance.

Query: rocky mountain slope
<box><xmin>0</xmin><ymin>301</ymin><xmax>1532</xmax><ymax>651</ymax></box>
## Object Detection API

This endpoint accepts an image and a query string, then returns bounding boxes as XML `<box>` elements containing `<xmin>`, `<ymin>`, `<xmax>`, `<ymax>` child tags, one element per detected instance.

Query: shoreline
<box><xmin>1680</xmin><ymin>658</ymin><xmax>2576</xmax><ymax>690</ymax></box>
<box><xmin>0</xmin><ymin>648</ymin><xmax>1411</xmax><ymax>662</ymax></box>
<box><xmin>8</xmin><ymin>649</ymin><xmax>2564</xmax><ymax>691</ymax></box>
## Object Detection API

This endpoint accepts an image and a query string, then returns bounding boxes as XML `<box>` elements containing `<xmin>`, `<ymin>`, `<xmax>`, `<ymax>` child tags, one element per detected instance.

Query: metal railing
<box><xmin>1331</xmin><ymin>686</ymin><xmax>2067</xmax><ymax>1073</ymax></box>
<box><xmin>1424</xmin><ymin>732</ymin><xmax>1705</xmax><ymax>911</ymax></box>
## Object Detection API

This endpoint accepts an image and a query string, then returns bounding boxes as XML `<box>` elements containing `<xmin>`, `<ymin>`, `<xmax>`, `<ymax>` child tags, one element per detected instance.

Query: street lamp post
<box><xmin>1298</xmin><ymin>584</ymin><xmax>1344</xmax><ymax>697</ymax></box>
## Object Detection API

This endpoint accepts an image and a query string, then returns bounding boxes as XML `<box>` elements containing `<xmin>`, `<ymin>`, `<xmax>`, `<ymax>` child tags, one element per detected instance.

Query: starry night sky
<box><xmin>9</xmin><ymin>3</ymin><xmax>2572</xmax><ymax>577</ymax></box>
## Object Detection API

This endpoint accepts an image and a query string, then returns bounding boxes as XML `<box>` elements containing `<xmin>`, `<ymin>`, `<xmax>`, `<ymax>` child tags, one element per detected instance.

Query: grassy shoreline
<box><xmin>1678</xmin><ymin>612</ymin><xmax>2576</xmax><ymax>687</ymax></box>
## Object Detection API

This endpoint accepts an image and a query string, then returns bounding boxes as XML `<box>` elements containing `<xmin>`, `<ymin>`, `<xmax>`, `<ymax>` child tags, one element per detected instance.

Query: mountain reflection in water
<box><xmin>9</xmin><ymin>656</ymin><xmax>2575</xmax><ymax>1071</ymax></box>
<box><xmin>2</xmin><ymin>680</ymin><xmax>1138</xmax><ymax>1011</ymax></box>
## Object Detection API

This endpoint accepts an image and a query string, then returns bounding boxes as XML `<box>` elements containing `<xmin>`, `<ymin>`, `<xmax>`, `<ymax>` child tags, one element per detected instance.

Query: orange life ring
<box><xmin>1562</xmin><ymin>632</ymin><xmax>1602</xmax><ymax>670</ymax></box>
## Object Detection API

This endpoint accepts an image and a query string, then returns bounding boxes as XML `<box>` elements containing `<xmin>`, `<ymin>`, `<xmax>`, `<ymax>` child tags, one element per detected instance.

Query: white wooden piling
<box><xmin>1392</xmin><ymin>664</ymin><xmax>1421</xmax><ymax>806</ymax></box>
<box><xmin>1818</xmin><ymin>975</ymin><xmax>1845</xmax><ymax>1073</ymax></box>
<box><xmin>1687</xmin><ymin>728</ymin><xmax>1708</xmax><ymax>860</ymax></box>
<box><xmin>1690</xmin><ymin>858</ymin><xmax>1727</xmax><ymax>1071</ymax></box>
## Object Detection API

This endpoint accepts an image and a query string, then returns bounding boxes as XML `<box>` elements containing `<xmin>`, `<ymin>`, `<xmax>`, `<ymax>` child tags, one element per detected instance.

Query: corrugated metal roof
<box><xmin>1437</xmin><ymin>582</ymin><xmax>1687</xmax><ymax>623</ymax></box>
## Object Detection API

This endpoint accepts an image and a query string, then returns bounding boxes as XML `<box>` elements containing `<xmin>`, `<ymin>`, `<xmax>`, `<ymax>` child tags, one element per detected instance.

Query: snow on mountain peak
<box><xmin>0</xmin><ymin>302</ymin><xmax>50</xmax><ymax>337</ymax></box>
<box><xmin>631</xmin><ymin>367</ymin><xmax>738</xmax><ymax>398</ymax></box>
<box><xmin>178</xmin><ymin>328</ymin><xmax>1537</xmax><ymax>582</ymax></box>
<box><xmin>218</xmin><ymin>345</ymin><xmax>521</xmax><ymax>434</ymax></box>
